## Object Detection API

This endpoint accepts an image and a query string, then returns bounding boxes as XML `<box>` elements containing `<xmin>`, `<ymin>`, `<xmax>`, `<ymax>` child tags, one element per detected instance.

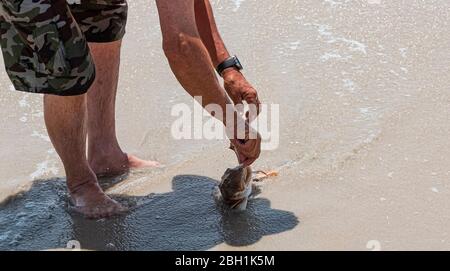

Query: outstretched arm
<box><xmin>194</xmin><ymin>0</ymin><xmax>261</xmax><ymax>114</ymax></box>
<box><xmin>155</xmin><ymin>0</ymin><xmax>260</xmax><ymax>166</ymax></box>
<box><xmin>194</xmin><ymin>0</ymin><xmax>230</xmax><ymax>67</ymax></box>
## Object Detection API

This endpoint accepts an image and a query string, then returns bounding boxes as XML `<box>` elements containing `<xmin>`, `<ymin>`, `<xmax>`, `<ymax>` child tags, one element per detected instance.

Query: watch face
<box><xmin>235</xmin><ymin>57</ymin><xmax>243</xmax><ymax>70</ymax></box>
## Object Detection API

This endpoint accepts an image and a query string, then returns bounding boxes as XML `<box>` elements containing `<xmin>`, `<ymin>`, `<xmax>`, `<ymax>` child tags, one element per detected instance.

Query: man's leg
<box><xmin>44</xmin><ymin>94</ymin><xmax>126</xmax><ymax>218</ymax></box>
<box><xmin>86</xmin><ymin>40</ymin><xmax>160</xmax><ymax>178</ymax></box>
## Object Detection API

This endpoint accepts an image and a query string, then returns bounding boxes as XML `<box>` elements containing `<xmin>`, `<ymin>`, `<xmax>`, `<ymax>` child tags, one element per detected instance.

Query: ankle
<box><xmin>88</xmin><ymin>146</ymin><xmax>126</xmax><ymax>162</ymax></box>
<box><xmin>66</xmin><ymin>170</ymin><xmax>98</xmax><ymax>193</ymax></box>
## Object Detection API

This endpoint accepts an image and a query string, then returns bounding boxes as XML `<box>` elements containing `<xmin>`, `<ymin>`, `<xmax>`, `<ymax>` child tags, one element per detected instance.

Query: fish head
<box><xmin>219</xmin><ymin>166</ymin><xmax>252</xmax><ymax>208</ymax></box>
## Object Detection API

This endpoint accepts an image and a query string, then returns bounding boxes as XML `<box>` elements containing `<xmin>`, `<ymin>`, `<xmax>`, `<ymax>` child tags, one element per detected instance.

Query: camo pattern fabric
<box><xmin>0</xmin><ymin>0</ymin><xmax>128</xmax><ymax>95</ymax></box>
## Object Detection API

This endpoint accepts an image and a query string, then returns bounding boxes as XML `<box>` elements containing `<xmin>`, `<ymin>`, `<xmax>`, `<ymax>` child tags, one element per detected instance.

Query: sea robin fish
<box><xmin>219</xmin><ymin>165</ymin><xmax>253</xmax><ymax>210</ymax></box>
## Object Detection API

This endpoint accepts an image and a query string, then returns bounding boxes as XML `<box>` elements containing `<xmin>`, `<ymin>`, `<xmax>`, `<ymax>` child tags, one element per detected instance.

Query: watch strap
<box><xmin>216</xmin><ymin>56</ymin><xmax>242</xmax><ymax>76</ymax></box>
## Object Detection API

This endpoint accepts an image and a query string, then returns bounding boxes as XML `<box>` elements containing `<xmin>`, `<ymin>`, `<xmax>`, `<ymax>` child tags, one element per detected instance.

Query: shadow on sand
<box><xmin>0</xmin><ymin>174</ymin><xmax>299</xmax><ymax>250</ymax></box>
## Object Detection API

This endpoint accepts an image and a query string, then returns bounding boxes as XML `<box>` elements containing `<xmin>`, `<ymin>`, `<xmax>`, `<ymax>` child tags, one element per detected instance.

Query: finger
<box><xmin>256</xmin><ymin>96</ymin><xmax>262</xmax><ymax>115</ymax></box>
<box><xmin>235</xmin><ymin>143</ymin><xmax>259</xmax><ymax>166</ymax></box>
<box><xmin>238</xmin><ymin>153</ymin><xmax>248</xmax><ymax>165</ymax></box>
<box><xmin>230</xmin><ymin>94</ymin><xmax>243</xmax><ymax>106</ymax></box>
<box><xmin>238</xmin><ymin>139</ymin><xmax>258</xmax><ymax>153</ymax></box>
<box><xmin>242</xmin><ymin>157</ymin><xmax>257</xmax><ymax>167</ymax></box>
<box><xmin>233</xmin><ymin>143</ymin><xmax>253</xmax><ymax>158</ymax></box>
<box><xmin>239</xmin><ymin>144</ymin><xmax>261</xmax><ymax>163</ymax></box>
<box><xmin>244</xmin><ymin>95</ymin><xmax>261</xmax><ymax>121</ymax></box>
<box><xmin>232</xmin><ymin>147</ymin><xmax>248</xmax><ymax>165</ymax></box>
<box><xmin>229</xmin><ymin>143</ymin><xmax>235</xmax><ymax>151</ymax></box>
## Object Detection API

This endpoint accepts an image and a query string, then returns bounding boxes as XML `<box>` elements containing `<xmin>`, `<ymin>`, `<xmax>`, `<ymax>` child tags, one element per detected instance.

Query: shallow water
<box><xmin>1</xmin><ymin>0</ymin><xmax>450</xmax><ymax>250</ymax></box>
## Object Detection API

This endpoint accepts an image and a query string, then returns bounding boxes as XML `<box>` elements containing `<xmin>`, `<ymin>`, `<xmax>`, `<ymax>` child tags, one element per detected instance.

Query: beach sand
<box><xmin>1</xmin><ymin>0</ymin><xmax>450</xmax><ymax>250</ymax></box>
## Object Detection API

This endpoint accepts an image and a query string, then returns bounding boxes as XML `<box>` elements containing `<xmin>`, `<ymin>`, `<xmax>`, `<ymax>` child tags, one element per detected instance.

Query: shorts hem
<box><xmin>11</xmin><ymin>72</ymin><xmax>96</xmax><ymax>96</ymax></box>
<box><xmin>85</xmin><ymin>31</ymin><xmax>126</xmax><ymax>43</ymax></box>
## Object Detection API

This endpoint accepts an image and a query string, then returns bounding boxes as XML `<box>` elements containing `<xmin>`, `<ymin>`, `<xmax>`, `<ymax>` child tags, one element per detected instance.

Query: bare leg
<box><xmin>43</xmin><ymin>94</ymin><xmax>126</xmax><ymax>218</ymax></box>
<box><xmin>87</xmin><ymin>40</ymin><xmax>160</xmax><ymax>178</ymax></box>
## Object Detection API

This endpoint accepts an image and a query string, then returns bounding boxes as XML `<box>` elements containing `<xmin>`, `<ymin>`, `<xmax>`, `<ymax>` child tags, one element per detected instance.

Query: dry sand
<box><xmin>0</xmin><ymin>0</ymin><xmax>450</xmax><ymax>250</ymax></box>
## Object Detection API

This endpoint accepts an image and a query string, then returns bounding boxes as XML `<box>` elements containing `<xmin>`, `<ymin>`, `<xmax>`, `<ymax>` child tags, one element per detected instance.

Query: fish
<box><xmin>219</xmin><ymin>165</ymin><xmax>253</xmax><ymax>210</ymax></box>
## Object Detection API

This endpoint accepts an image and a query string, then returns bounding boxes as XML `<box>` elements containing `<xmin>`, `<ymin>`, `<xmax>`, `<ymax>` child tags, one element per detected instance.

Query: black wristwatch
<box><xmin>216</xmin><ymin>55</ymin><xmax>243</xmax><ymax>76</ymax></box>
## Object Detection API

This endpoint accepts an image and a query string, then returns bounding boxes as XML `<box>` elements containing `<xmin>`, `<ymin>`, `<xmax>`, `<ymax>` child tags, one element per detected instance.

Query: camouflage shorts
<box><xmin>0</xmin><ymin>0</ymin><xmax>128</xmax><ymax>96</ymax></box>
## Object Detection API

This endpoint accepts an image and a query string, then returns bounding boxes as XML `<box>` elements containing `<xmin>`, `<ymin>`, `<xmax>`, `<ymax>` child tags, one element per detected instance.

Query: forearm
<box><xmin>163</xmin><ymin>35</ymin><xmax>233</xmax><ymax>124</ymax></box>
<box><xmin>194</xmin><ymin>0</ymin><xmax>230</xmax><ymax>67</ymax></box>
<box><xmin>156</xmin><ymin>0</ymin><xmax>259</xmax><ymax>165</ymax></box>
<box><xmin>156</xmin><ymin>0</ymin><xmax>243</xmax><ymax>135</ymax></box>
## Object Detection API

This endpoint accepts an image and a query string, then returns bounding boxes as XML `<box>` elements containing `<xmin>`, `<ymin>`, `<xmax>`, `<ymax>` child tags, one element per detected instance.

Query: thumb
<box><xmin>231</xmin><ymin>95</ymin><xmax>243</xmax><ymax>107</ymax></box>
<box><xmin>238</xmin><ymin>153</ymin><xmax>247</xmax><ymax>165</ymax></box>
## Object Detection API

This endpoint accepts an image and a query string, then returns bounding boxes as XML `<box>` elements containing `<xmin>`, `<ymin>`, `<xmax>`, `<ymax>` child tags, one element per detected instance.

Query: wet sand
<box><xmin>1</xmin><ymin>0</ymin><xmax>450</xmax><ymax>250</ymax></box>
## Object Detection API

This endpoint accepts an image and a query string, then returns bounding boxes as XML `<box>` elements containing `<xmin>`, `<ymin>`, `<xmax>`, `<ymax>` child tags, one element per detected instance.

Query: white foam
<box><xmin>307</xmin><ymin>23</ymin><xmax>368</xmax><ymax>59</ymax></box>
<box><xmin>399</xmin><ymin>47</ymin><xmax>408</xmax><ymax>58</ymax></box>
<box><xmin>31</xmin><ymin>130</ymin><xmax>51</xmax><ymax>142</ymax></box>
<box><xmin>334</xmin><ymin>37</ymin><xmax>367</xmax><ymax>54</ymax></box>
<box><xmin>320</xmin><ymin>52</ymin><xmax>343</xmax><ymax>62</ymax></box>
<box><xmin>342</xmin><ymin>78</ymin><xmax>356</xmax><ymax>91</ymax></box>
<box><xmin>32</xmin><ymin>111</ymin><xmax>44</xmax><ymax>118</ymax></box>
<box><xmin>30</xmin><ymin>160</ymin><xmax>59</xmax><ymax>180</ymax></box>
<box><xmin>323</xmin><ymin>0</ymin><xmax>351</xmax><ymax>7</ymax></box>
<box><xmin>231</xmin><ymin>0</ymin><xmax>245</xmax><ymax>12</ymax></box>
<box><xmin>367</xmin><ymin>0</ymin><xmax>381</xmax><ymax>4</ymax></box>
<box><xmin>288</xmin><ymin>41</ymin><xmax>301</xmax><ymax>50</ymax></box>
<box><xmin>18</xmin><ymin>94</ymin><xmax>30</xmax><ymax>108</ymax></box>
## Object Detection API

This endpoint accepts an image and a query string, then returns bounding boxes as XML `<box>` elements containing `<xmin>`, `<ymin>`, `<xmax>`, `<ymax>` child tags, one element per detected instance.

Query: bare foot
<box><xmin>69</xmin><ymin>181</ymin><xmax>127</xmax><ymax>219</ymax></box>
<box><xmin>127</xmin><ymin>154</ymin><xmax>161</xmax><ymax>168</ymax></box>
<box><xmin>90</xmin><ymin>152</ymin><xmax>161</xmax><ymax>178</ymax></box>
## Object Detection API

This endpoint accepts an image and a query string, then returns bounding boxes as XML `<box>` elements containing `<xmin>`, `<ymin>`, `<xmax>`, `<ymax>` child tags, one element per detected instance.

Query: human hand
<box><xmin>228</xmin><ymin>120</ymin><xmax>261</xmax><ymax>167</ymax></box>
<box><xmin>223</xmin><ymin>69</ymin><xmax>261</xmax><ymax>121</ymax></box>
